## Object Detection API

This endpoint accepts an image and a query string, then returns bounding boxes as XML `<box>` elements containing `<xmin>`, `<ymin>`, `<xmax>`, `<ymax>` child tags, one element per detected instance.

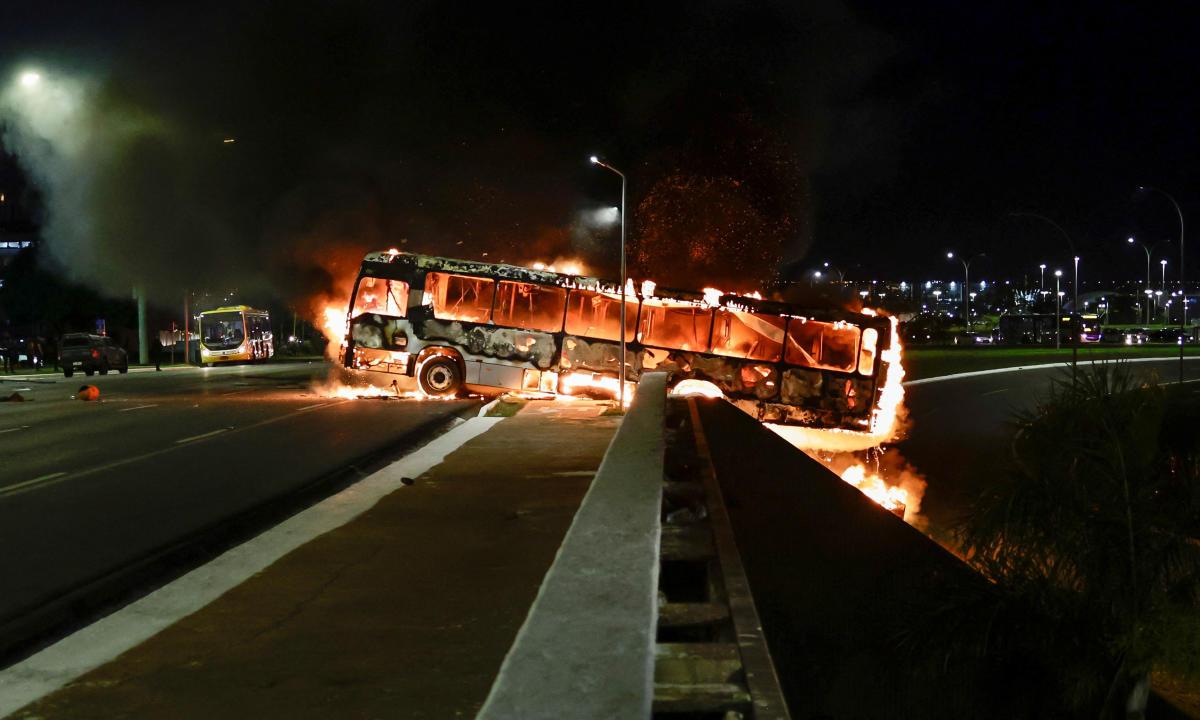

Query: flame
<box><xmin>531</xmin><ymin>258</ymin><xmax>587</xmax><ymax>275</ymax></box>
<box><xmin>670</xmin><ymin>379</ymin><xmax>724</xmax><ymax>398</ymax></box>
<box><xmin>839</xmin><ymin>463</ymin><xmax>908</xmax><ymax>517</ymax></box>
<box><xmin>559</xmin><ymin>371</ymin><xmax>634</xmax><ymax>407</ymax></box>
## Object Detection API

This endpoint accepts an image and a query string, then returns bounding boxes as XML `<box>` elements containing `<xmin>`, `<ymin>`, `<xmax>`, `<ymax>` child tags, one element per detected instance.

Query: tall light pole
<box><xmin>590</xmin><ymin>155</ymin><xmax>627</xmax><ymax>408</ymax></box>
<box><xmin>1054</xmin><ymin>270</ymin><xmax>1063</xmax><ymax>349</ymax></box>
<box><xmin>1073</xmin><ymin>255</ymin><xmax>1080</xmax><ymax>312</ymax></box>
<box><xmin>1039</xmin><ymin>263</ymin><xmax>1046</xmax><ymax>291</ymax></box>
<box><xmin>947</xmin><ymin>251</ymin><xmax>983</xmax><ymax>328</ymax></box>
<box><xmin>1127</xmin><ymin>237</ymin><xmax>1156</xmax><ymax>324</ymax></box>
<box><xmin>1162</xmin><ymin>258</ymin><xmax>1169</xmax><ymax>293</ymax></box>
<box><xmin>1136</xmin><ymin>186</ymin><xmax>1185</xmax><ymax>327</ymax></box>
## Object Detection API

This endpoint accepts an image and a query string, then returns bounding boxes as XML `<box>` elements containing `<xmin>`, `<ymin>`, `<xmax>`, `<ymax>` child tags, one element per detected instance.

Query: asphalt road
<box><xmin>0</xmin><ymin>362</ymin><xmax>476</xmax><ymax>650</ymax></box>
<box><xmin>899</xmin><ymin>357</ymin><xmax>1200</xmax><ymax>543</ymax></box>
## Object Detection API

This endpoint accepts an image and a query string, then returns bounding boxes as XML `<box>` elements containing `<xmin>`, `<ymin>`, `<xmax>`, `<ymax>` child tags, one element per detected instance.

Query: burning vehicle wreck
<box><xmin>337</xmin><ymin>250</ymin><xmax>901</xmax><ymax>439</ymax></box>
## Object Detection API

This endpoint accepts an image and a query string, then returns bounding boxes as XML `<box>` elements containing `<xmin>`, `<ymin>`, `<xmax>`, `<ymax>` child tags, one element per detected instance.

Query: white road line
<box><xmin>0</xmin><ymin>426</ymin><xmax>30</xmax><ymax>435</ymax></box>
<box><xmin>980</xmin><ymin>388</ymin><xmax>1009</xmax><ymax>397</ymax></box>
<box><xmin>4</xmin><ymin>472</ymin><xmax>68</xmax><ymax>495</ymax></box>
<box><xmin>220</xmin><ymin>388</ymin><xmax>253</xmax><ymax>396</ymax></box>
<box><xmin>905</xmin><ymin>355</ymin><xmax>1200</xmax><ymax>386</ymax></box>
<box><xmin>0</xmin><ymin>416</ymin><xmax>503</xmax><ymax>715</ymax></box>
<box><xmin>174</xmin><ymin>428</ymin><xmax>231</xmax><ymax>444</ymax></box>
<box><xmin>116</xmin><ymin>404</ymin><xmax>158</xmax><ymax>413</ymax></box>
<box><xmin>297</xmin><ymin>402</ymin><xmax>335</xmax><ymax>412</ymax></box>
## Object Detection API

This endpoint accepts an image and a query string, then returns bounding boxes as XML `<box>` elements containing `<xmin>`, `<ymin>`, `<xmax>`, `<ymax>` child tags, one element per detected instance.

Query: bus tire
<box><xmin>418</xmin><ymin>357</ymin><xmax>462</xmax><ymax>397</ymax></box>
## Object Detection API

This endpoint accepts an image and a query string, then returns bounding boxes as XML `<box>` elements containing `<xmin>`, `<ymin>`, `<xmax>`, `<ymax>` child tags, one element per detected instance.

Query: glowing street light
<box><xmin>18</xmin><ymin>71</ymin><xmax>41</xmax><ymax>88</ymax></box>
<box><xmin>1039</xmin><ymin>263</ymin><xmax>1046</xmax><ymax>290</ymax></box>
<box><xmin>1127</xmin><ymin>236</ymin><xmax>1159</xmax><ymax>324</ymax></box>
<box><xmin>589</xmin><ymin>154</ymin><xmax>627</xmax><ymax>409</ymax></box>
<box><xmin>947</xmin><ymin>251</ymin><xmax>984</xmax><ymax>329</ymax></box>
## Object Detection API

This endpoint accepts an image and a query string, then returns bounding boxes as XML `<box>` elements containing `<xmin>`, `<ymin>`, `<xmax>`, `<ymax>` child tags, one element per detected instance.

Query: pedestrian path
<box><xmin>2</xmin><ymin>400</ymin><xmax>618</xmax><ymax>719</ymax></box>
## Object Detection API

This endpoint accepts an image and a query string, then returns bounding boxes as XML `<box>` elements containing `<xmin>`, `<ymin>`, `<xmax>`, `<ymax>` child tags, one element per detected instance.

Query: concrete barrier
<box><xmin>478</xmin><ymin>373</ymin><xmax>666</xmax><ymax>720</ymax></box>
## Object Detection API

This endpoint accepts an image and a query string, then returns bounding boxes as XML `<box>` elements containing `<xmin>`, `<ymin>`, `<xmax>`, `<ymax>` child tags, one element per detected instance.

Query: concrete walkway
<box><xmin>5</xmin><ymin>400</ymin><xmax>618</xmax><ymax>720</ymax></box>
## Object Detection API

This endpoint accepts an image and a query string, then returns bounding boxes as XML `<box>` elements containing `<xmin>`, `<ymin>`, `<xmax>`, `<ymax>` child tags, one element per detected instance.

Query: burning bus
<box><xmin>338</xmin><ymin>250</ymin><xmax>902</xmax><ymax>438</ymax></box>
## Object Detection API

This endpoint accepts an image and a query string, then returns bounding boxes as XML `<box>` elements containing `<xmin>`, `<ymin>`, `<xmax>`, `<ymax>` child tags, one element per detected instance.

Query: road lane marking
<box><xmin>297</xmin><ymin>401</ymin><xmax>337</xmax><ymax>412</ymax></box>
<box><xmin>0</xmin><ymin>399</ymin><xmax>354</xmax><ymax>500</ymax></box>
<box><xmin>0</xmin><ymin>416</ymin><xmax>502</xmax><ymax>715</ymax></box>
<box><xmin>174</xmin><ymin>428</ymin><xmax>232</xmax><ymax>444</ymax></box>
<box><xmin>0</xmin><ymin>426</ymin><xmax>31</xmax><ymax>435</ymax></box>
<box><xmin>906</xmin><ymin>355</ymin><xmax>1200</xmax><ymax>386</ymax></box>
<box><xmin>980</xmin><ymin>388</ymin><xmax>1009</xmax><ymax>397</ymax></box>
<box><xmin>4</xmin><ymin>472</ymin><xmax>68</xmax><ymax>494</ymax></box>
<box><xmin>117</xmin><ymin>404</ymin><xmax>158</xmax><ymax>413</ymax></box>
<box><xmin>220</xmin><ymin>388</ymin><xmax>253</xmax><ymax>396</ymax></box>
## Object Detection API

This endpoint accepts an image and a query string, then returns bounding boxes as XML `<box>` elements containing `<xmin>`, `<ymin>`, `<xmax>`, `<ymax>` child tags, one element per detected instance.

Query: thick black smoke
<box><xmin>0</xmin><ymin>1</ymin><xmax>899</xmax><ymax>308</ymax></box>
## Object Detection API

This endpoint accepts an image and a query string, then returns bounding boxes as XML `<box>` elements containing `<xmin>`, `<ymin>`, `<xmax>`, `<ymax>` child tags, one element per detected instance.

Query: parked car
<box><xmin>59</xmin><ymin>333</ymin><xmax>129</xmax><ymax>377</ymax></box>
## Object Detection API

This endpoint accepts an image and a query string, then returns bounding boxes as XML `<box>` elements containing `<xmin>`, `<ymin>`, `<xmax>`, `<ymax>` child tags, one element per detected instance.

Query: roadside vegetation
<box><xmin>907</xmin><ymin>364</ymin><xmax>1200</xmax><ymax>717</ymax></box>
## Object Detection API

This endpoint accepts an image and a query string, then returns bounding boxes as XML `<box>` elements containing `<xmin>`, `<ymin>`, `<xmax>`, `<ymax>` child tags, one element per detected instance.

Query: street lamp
<box><xmin>1127</xmin><ymin>236</ymin><xmax>1158</xmax><ymax>324</ymax></box>
<box><xmin>1039</xmin><ymin>263</ymin><xmax>1046</xmax><ymax>291</ymax></box>
<box><xmin>1136</xmin><ymin>186</ymin><xmax>1185</xmax><ymax>328</ymax></box>
<box><xmin>947</xmin><ymin>251</ymin><xmax>984</xmax><ymax>328</ymax></box>
<box><xmin>1161</xmin><ymin>258</ymin><xmax>1169</xmax><ymax>293</ymax></box>
<box><xmin>822</xmin><ymin>261</ymin><xmax>846</xmax><ymax>282</ymax></box>
<box><xmin>590</xmin><ymin>155</ymin><xmax>627</xmax><ymax>409</ymax></box>
<box><xmin>1054</xmin><ymin>270</ymin><xmax>1063</xmax><ymax>349</ymax></box>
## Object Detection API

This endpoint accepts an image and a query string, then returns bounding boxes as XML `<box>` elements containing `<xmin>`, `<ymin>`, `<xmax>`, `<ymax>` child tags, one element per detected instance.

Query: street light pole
<box><xmin>1039</xmin><ymin>263</ymin><xmax>1046</xmax><ymax>291</ymax></box>
<box><xmin>1054</xmin><ymin>270</ymin><xmax>1063</xmax><ymax>349</ymax></box>
<box><xmin>947</xmin><ymin>252</ymin><xmax>983</xmax><ymax>328</ymax></box>
<box><xmin>1073</xmin><ymin>255</ymin><xmax>1080</xmax><ymax>313</ymax></box>
<box><xmin>1127</xmin><ymin>237</ymin><xmax>1154</xmax><ymax>324</ymax></box>
<box><xmin>590</xmin><ymin>155</ymin><xmax>627</xmax><ymax>409</ymax></box>
<box><xmin>1138</xmin><ymin>186</ymin><xmax>1185</xmax><ymax>328</ymax></box>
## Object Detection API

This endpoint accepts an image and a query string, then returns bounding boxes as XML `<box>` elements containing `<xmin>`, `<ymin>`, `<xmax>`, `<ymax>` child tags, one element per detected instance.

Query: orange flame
<box><xmin>839</xmin><ymin>463</ymin><xmax>908</xmax><ymax>517</ymax></box>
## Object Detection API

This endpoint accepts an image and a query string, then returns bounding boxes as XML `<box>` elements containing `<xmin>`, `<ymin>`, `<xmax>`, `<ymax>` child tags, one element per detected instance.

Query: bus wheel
<box><xmin>418</xmin><ymin>357</ymin><xmax>462</xmax><ymax>397</ymax></box>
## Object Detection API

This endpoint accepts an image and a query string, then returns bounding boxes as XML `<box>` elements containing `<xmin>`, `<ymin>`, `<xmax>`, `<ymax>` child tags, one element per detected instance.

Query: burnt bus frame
<box><xmin>342</xmin><ymin>252</ymin><xmax>892</xmax><ymax>430</ymax></box>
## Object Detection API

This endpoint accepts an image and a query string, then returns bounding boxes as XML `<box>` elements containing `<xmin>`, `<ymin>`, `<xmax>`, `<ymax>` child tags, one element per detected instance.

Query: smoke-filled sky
<box><xmin>1</xmin><ymin>1</ymin><xmax>1198</xmax><ymax>303</ymax></box>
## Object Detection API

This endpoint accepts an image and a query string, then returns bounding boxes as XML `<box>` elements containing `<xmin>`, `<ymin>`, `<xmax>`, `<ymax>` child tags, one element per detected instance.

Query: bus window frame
<box><xmin>636</xmin><ymin>298</ymin><xmax>715</xmax><ymax>353</ymax></box>
<box><xmin>491</xmin><ymin>279</ymin><xmax>568</xmax><ymax>333</ymax></box>
<box><xmin>427</xmin><ymin>271</ymin><xmax>496</xmax><ymax>324</ymax></box>
<box><xmin>783</xmin><ymin>316</ymin><xmax>862</xmax><ymax>374</ymax></box>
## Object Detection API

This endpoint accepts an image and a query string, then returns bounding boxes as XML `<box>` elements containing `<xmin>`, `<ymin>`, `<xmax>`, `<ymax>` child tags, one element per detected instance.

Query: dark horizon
<box><xmin>1</xmin><ymin>1</ymin><xmax>1197</xmax><ymax>299</ymax></box>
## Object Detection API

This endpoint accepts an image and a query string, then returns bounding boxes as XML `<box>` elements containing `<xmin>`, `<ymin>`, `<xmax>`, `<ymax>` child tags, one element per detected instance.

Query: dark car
<box><xmin>59</xmin><ymin>333</ymin><xmax>128</xmax><ymax>377</ymax></box>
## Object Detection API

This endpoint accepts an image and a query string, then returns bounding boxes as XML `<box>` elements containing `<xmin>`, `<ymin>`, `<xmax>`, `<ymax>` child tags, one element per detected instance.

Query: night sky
<box><xmin>0</xmin><ymin>1</ymin><xmax>1196</xmax><ymax>300</ymax></box>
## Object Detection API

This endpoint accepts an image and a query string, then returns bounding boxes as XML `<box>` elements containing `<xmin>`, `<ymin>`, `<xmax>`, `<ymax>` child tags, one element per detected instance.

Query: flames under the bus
<box><xmin>341</xmin><ymin>251</ymin><xmax>894</xmax><ymax>433</ymax></box>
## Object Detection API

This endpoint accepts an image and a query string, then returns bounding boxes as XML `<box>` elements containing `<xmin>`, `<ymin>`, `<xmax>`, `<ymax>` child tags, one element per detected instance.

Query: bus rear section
<box><xmin>199</xmin><ymin>306</ymin><xmax>275</xmax><ymax>366</ymax></box>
